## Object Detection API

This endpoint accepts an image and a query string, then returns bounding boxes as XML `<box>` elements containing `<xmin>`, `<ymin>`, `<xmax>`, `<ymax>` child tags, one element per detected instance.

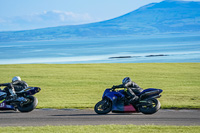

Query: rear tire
<box><xmin>17</xmin><ymin>96</ymin><xmax>38</xmax><ymax>113</ymax></box>
<box><xmin>139</xmin><ymin>98</ymin><xmax>160</xmax><ymax>114</ymax></box>
<box><xmin>94</xmin><ymin>100</ymin><xmax>112</xmax><ymax>114</ymax></box>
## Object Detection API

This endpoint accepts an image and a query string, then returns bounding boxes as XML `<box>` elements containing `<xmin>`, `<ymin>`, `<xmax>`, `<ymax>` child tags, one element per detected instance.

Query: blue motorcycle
<box><xmin>94</xmin><ymin>88</ymin><xmax>163</xmax><ymax>114</ymax></box>
<box><xmin>0</xmin><ymin>87</ymin><xmax>41</xmax><ymax>112</ymax></box>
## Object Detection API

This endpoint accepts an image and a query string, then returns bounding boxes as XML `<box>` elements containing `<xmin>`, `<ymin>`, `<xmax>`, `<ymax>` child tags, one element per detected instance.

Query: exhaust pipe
<box><xmin>152</xmin><ymin>95</ymin><xmax>162</xmax><ymax>99</ymax></box>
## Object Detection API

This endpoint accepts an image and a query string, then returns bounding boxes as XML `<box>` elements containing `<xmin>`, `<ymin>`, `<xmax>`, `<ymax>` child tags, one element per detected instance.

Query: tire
<box><xmin>139</xmin><ymin>98</ymin><xmax>160</xmax><ymax>114</ymax></box>
<box><xmin>94</xmin><ymin>99</ymin><xmax>112</xmax><ymax>114</ymax></box>
<box><xmin>17</xmin><ymin>96</ymin><xmax>38</xmax><ymax>112</ymax></box>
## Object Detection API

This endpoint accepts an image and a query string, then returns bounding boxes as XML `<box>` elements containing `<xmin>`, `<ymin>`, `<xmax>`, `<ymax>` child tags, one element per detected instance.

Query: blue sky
<box><xmin>0</xmin><ymin>0</ymin><xmax>200</xmax><ymax>31</ymax></box>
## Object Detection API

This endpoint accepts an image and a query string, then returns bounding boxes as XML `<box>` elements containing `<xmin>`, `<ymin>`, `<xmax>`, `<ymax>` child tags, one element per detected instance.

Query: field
<box><xmin>0</xmin><ymin>63</ymin><xmax>199</xmax><ymax>109</ymax></box>
<box><xmin>0</xmin><ymin>125</ymin><xmax>200</xmax><ymax>133</ymax></box>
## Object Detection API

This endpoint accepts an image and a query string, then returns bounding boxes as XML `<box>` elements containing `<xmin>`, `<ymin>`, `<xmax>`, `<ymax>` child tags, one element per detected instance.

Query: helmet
<box><xmin>12</xmin><ymin>76</ymin><xmax>21</xmax><ymax>82</ymax></box>
<box><xmin>122</xmin><ymin>77</ymin><xmax>131</xmax><ymax>84</ymax></box>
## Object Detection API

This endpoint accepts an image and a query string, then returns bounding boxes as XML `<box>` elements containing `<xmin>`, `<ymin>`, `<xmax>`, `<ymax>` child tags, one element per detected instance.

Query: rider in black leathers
<box><xmin>0</xmin><ymin>76</ymin><xmax>28</xmax><ymax>100</ymax></box>
<box><xmin>112</xmin><ymin>77</ymin><xmax>143</xmax><ymax>105</ymax></box>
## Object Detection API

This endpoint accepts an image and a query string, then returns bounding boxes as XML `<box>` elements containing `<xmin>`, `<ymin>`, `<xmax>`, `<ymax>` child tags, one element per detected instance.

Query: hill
<box><xmin>0</xmin><ymin>0</ymin><xmax>200</xmax><ymax>41</ymax></box>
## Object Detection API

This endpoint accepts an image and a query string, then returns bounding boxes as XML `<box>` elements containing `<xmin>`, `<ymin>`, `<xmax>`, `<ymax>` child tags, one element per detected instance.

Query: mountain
<box><xmin>1</xmin><ymin>0</ymin><xmax>200</xmax><ymax>41</ymax></box>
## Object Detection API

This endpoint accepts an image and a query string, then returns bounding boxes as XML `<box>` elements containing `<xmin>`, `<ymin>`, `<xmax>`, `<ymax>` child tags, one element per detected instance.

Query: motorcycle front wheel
<box><xmin>138</xmin><ymin>98</ymin><xmax>160</xmax><ymax>114</ymax></box>
<box><xmin>94</xmin><ymin>99</ymin><xmax>112</xmax><ymax>114</ymax></box>
<box><xmin>17</xmin><ymin>95</ymin><xmax>38</xmax><ymax>112</ymax></box>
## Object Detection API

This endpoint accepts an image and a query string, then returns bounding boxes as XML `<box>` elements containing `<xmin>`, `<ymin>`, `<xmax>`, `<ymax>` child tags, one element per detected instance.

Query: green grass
<box><xmin>0</xmin><ymin>63</ymin><xmax>199</xmax><ymax>109</ymax></box>
<box><xmin>0</xmin><ymin>125</ymin><xmax>200</xmax><ymax>133</ymax></box>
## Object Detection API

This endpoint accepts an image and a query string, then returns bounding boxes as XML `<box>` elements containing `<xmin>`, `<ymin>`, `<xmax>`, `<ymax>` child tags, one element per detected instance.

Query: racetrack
<box><xmin>0</xmin><ymin>109</ymin><xmax>199</xmax><ymax>127</ymax></box>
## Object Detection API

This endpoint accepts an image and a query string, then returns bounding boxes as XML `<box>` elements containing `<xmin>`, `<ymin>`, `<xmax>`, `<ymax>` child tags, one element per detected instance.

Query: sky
<box><xmin>0</xmin><ymin>0</ymin><xmax>200</xmax><ymax>31</ymax></box>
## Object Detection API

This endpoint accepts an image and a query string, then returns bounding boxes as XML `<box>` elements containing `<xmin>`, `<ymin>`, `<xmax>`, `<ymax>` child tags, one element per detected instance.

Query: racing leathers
<box><xmin>112</xmin><ymin>81</ymin><xmax>143</xmax><ymax>104</ymax></box>
<box><xmin>0</xmin><ymin>80</ymin><xmax>28</xmax><ymax>100</ymax></box>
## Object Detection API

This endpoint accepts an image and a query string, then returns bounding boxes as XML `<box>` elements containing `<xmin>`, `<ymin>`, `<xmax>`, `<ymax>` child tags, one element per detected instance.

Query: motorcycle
<box><xmin>0</xmin><ymin>87</ymin><xmax>41</xmax><ymax>112</ymax></box>
<box><xmin>94</xmin><ymin>88</ymin><xmax>163</xmax><ymax>114</ymax></box>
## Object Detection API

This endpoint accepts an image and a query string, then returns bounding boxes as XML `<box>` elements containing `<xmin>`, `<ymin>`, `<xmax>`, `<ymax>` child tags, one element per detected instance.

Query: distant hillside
<box><xmin>0</xmin><ymin>0</ymin><xmax>200</xmax><ymax>41</ymax></box>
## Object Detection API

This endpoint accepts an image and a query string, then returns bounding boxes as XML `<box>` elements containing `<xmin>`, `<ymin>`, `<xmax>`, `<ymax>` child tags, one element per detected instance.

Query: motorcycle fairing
<box><xmin>103</xmin><ymin>89</ymin><xmax>124</xmax><ymax>101</ymax></box>
<box><xmin>103</xmin><ymin>89</ymin><xmax>137</xmax><ymax>113</ymax></box>
<box><xmin>0</xmin><ymin>101</ymin><xmax>15</xmax><ymax>110</ymax></box>
<box><xmin>124</xmin><ymin>104</ymin><xmax>137</xmax><ymax>112</ymax></box>
<box><xmin>112</xmin><ymin>103</ymin><xmax>137</xmax><ymax>113</ymax></box>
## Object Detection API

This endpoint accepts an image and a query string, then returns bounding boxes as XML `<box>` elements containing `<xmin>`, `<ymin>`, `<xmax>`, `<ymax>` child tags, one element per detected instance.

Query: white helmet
<box><xmin>12</xmin><ymin>76</ymin><xmax>21</xmax><ymax>82</ymax></box>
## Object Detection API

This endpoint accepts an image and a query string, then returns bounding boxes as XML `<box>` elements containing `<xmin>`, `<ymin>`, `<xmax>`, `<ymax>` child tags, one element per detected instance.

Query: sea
<box><xmin>0</xmin><ymin>34</ymin><xmax>200</xmax><ymax>64</ymax></box>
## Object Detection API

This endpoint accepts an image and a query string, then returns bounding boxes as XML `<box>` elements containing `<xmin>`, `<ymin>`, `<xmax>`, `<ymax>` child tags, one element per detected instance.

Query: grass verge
<box><xmin>0</xmin><ymin>125</ymin><xmax>200</xmax><ymax>133</ymax></box>
<box><xmin>0</xmin><ymin>63</ymin><xmax>199</xmax><ymax>109</ymax></box>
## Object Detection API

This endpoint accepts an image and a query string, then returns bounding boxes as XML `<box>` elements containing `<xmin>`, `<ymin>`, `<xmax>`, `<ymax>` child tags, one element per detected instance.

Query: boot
<box><xmin>129</xmin><ymin>96</ymin><xmax>139</xmax><ymax>105</ymax></box>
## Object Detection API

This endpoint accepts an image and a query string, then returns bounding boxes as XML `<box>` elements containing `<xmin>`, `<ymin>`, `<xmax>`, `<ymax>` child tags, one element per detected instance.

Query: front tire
<box><xmin>94</xmin><ymin>99</ymin><xmax>112</xmax><ymax>114</ymax></box>
<box><xmin>139</xmin><ymin>98</ymin><xmax>160</xmax><ymax>114</ymax></box>
<box><xmin>17</xmin><ymin>96</ymin><xmax>38</xmax><ymax>112</ymax></box>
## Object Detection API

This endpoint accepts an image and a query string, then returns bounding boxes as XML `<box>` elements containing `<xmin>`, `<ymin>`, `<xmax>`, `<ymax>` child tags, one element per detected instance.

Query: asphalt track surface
<box><xmin>0</xmin><ymin>109</ymin><xmax>200</xmax><ymax>127</ymax></box>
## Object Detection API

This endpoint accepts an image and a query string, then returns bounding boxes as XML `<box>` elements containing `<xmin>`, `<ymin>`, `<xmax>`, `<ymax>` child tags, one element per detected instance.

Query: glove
<box><xmin>0</xmin><ymin>83</ymin><xmax>10</xmax><ymax>86</ymax></box>
<box><xmin>111</xmin><ymin>85</ymin><xmax>116</xmax><ymax>90</ymax></box>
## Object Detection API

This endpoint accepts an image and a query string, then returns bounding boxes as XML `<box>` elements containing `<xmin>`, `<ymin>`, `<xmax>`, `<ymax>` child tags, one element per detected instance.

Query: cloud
<box><xmin>0</xmin><ymin>18</ymin><xmax>6</xmax><ymax>23</ymax></box>
<box><xmin>33</xmin><ymin>10</ymin><xmax>94</xmax><ymax>23</ymax></box>
<box><xmin>0</xmin><ymin>10</ymin><xmax>98</xmax><ymax>31</ymax></box>
<box><xmin>45</xmin><ymin>10</ymin><xmax>92</xmax><ymax>22</ymax></box>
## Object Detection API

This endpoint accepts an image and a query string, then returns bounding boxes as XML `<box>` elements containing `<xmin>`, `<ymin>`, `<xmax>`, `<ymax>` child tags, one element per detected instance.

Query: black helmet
<box><xmin>122</xmin><ymin>77</ymin><xmax>131</xmax><ymax>84</ymax></box>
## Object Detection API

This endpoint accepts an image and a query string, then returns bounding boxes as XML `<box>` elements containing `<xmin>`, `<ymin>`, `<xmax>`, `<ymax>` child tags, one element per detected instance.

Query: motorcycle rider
<box><xmin>0</xmin><ymin>76</ymin><xmax>28</xmax><ymax>101</ymax></box>
<box><xmin>112</xmin><ymin>77</ymin><xmax>143</xmax><ymax>105</ymax></box>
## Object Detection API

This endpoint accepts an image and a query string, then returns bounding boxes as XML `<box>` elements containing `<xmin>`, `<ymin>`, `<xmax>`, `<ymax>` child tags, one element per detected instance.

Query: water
<box><xmin>0</xmin><ymin>34</ymin><xmax>200</xmax><ymax>64</ymax></box>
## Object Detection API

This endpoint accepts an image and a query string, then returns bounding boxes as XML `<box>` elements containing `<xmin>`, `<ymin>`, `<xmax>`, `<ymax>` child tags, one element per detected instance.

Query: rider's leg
<box><xmin>8</xmin><ymin>83</ymin><xmax>17</xmax><ymax>99</ymax></box>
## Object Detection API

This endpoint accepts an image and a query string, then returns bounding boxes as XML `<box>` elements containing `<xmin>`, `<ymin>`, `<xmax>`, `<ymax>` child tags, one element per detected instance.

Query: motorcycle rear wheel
<box><xmin>139</xmin><ymin>98</ymin><xmax>160</xmax><ymax>114</ymax></box>
<box><xmin>17</xmin><ymin>96</ymin><xmax>38</xmax><ymax>112</ymax></box>
<box><xmin>94</xmin><ymin>99</ymin><xmax>112</xmax><ymax>114</ymax></box>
